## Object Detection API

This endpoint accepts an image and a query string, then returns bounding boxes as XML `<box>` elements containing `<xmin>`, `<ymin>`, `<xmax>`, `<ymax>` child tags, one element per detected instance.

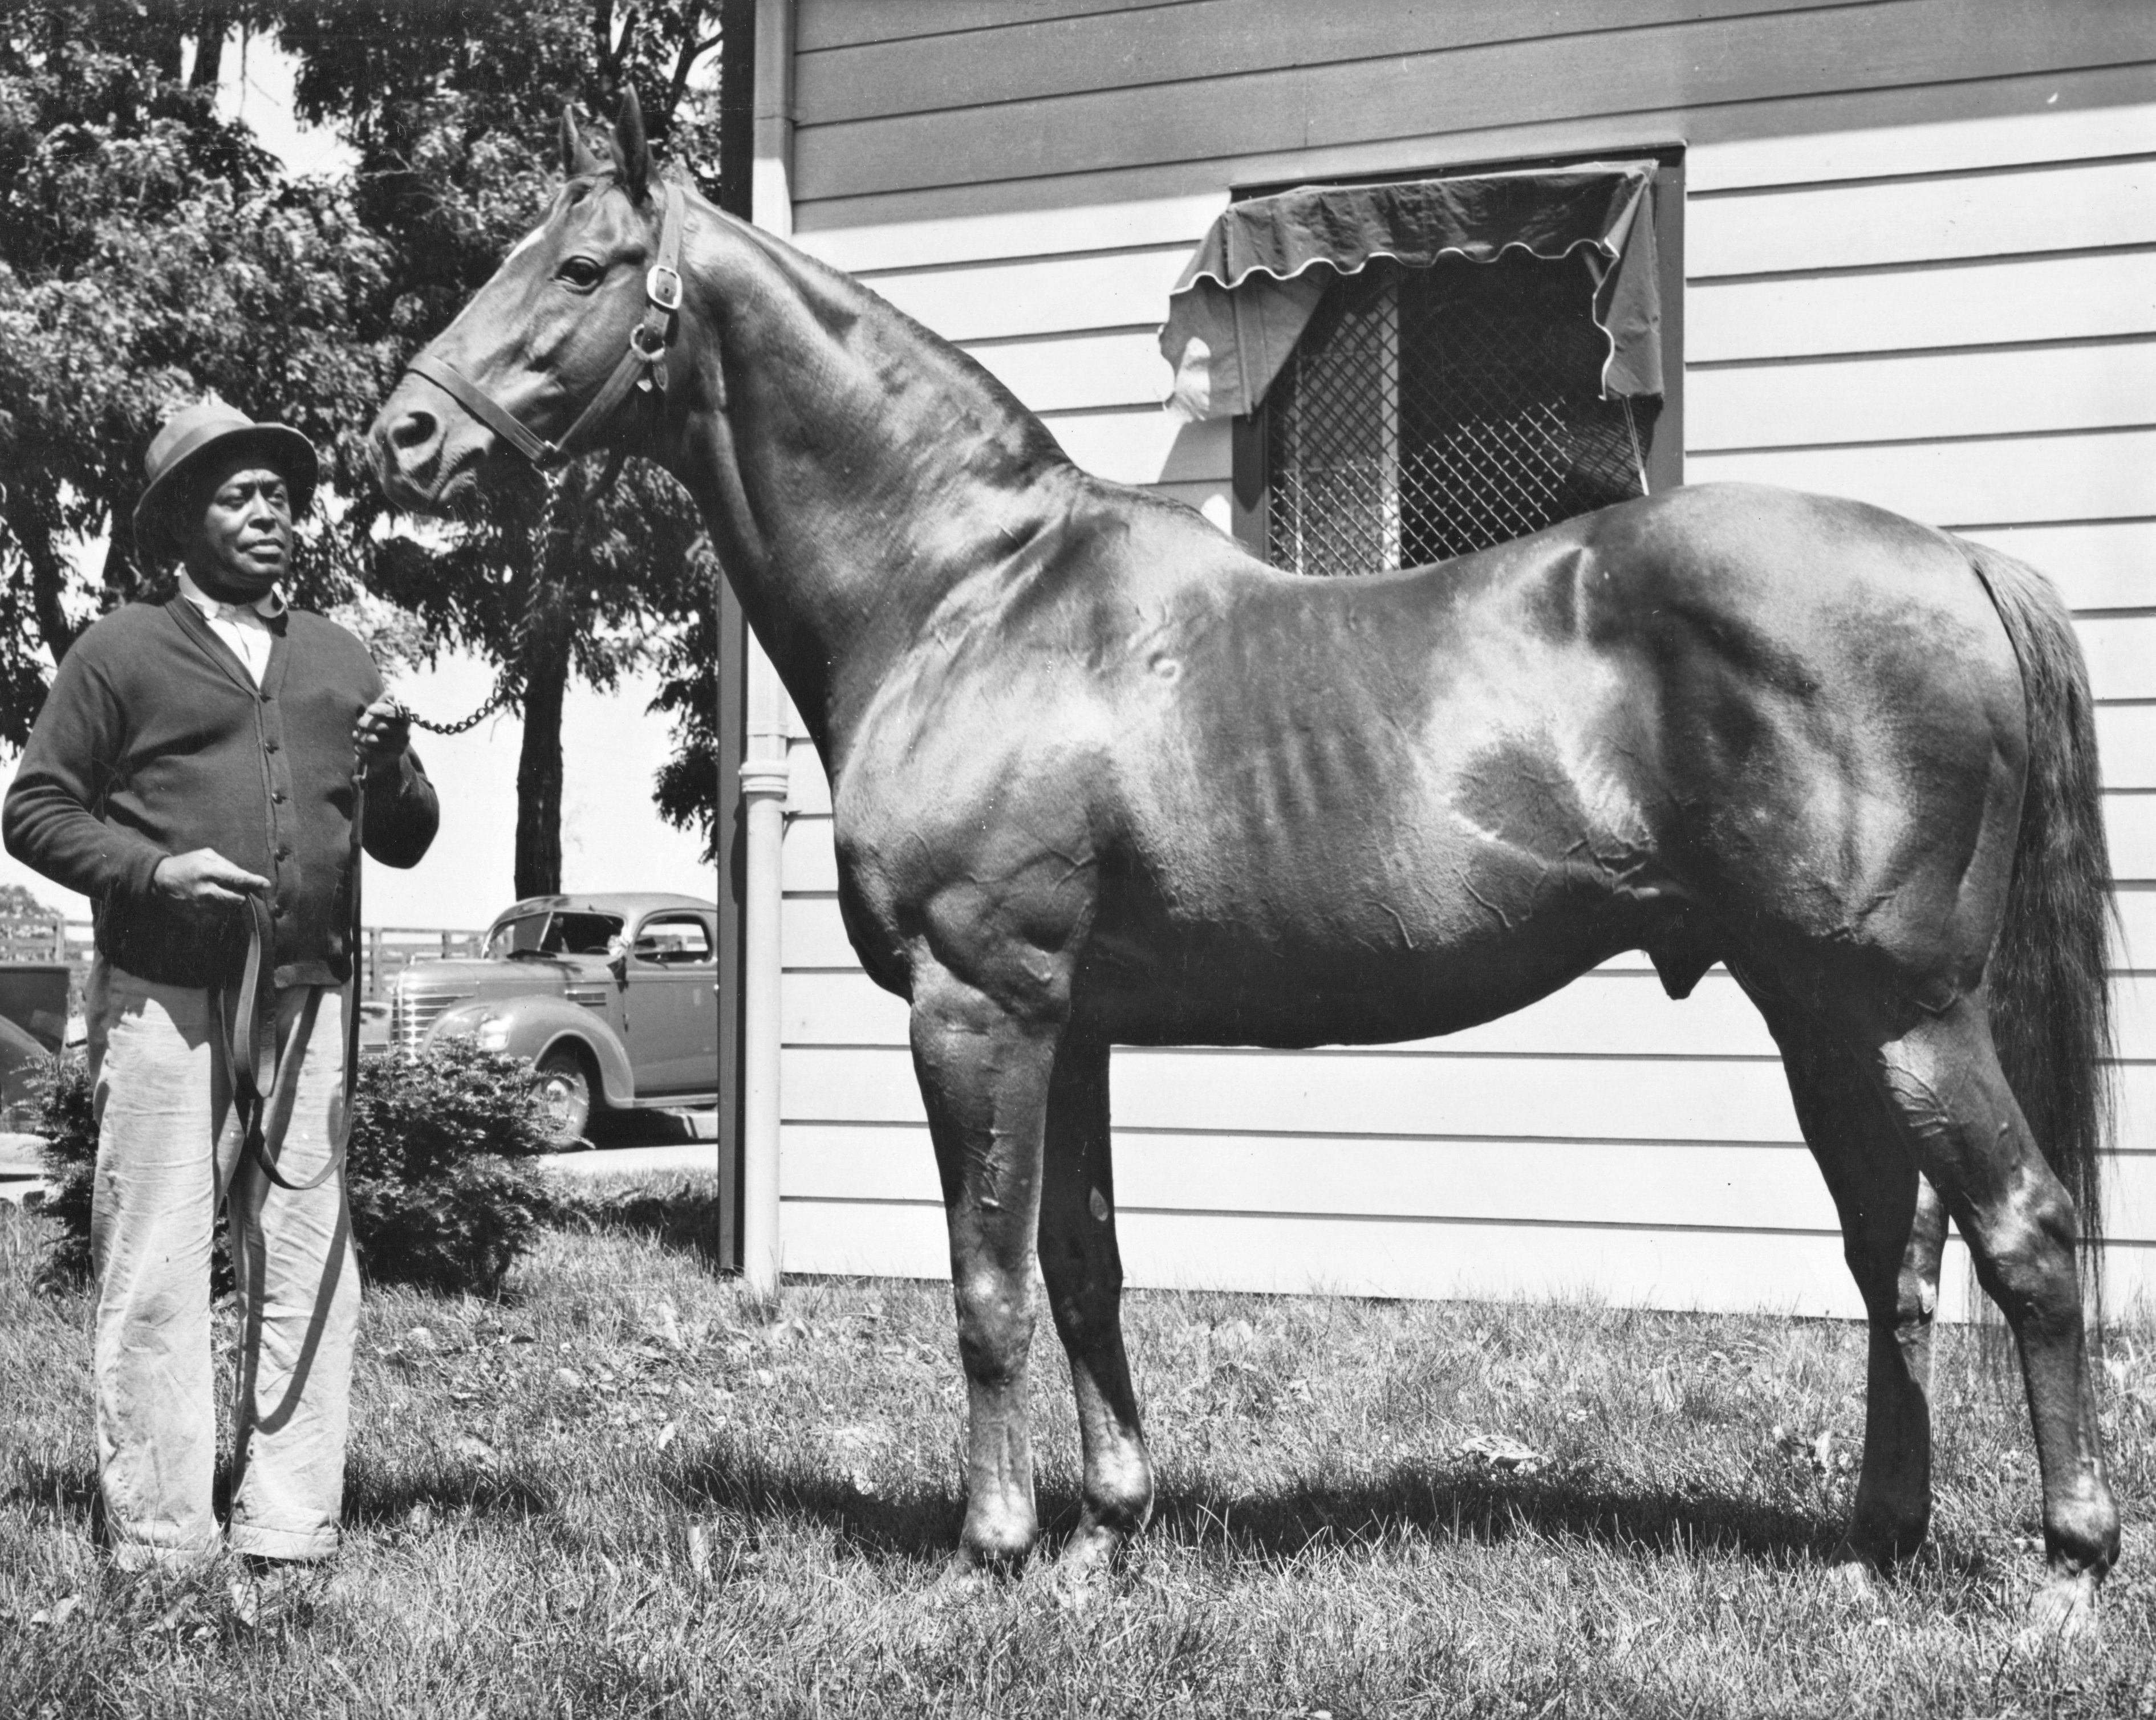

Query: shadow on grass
<box><xmin>544</xmin><ymin>1178</ymin><xmax>730</xmax><ymax>1274</ymax></box>
<box><xmin>668</xmin><ymin>1447</ymin><xmax>1876</xmax><ymax>1574</ymax></box>
<box><xmin>342</xmin><ymin>1463</ymin><xmax>559</xmax><ymax>1527</ymax></box>
<box><xmin>0</xmin><ymin>1459</ymin><xmax>98</xmax><ymax>1525</ymax></box>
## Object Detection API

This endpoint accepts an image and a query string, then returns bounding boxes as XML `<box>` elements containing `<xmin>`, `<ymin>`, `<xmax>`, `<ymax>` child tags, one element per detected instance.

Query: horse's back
<box><xmin>835</xmin><ymin>479</ymin><xmax>2029</xmax><ymax>1043</ymax></box>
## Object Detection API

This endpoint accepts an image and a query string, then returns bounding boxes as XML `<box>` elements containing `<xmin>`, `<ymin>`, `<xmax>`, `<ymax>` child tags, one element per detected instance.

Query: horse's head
<box><xmin>371</xmin><ymin>93</ymin><xmax>679</xmax><ymax>512</ymax></box>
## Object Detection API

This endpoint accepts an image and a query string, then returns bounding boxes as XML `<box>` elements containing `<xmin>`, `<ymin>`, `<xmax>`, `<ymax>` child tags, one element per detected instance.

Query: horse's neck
<box><xmin>672</xmin><ymin>212</ymin><xmax>1074</xmax><ymax>755</ymax></box>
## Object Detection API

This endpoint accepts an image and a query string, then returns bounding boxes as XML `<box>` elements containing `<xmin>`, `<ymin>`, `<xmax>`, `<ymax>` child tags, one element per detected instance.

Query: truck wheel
<box><xmin>535</xmin><ymin>1050</ymin><xmax>594</xmax><ymax>1148</ymax></box>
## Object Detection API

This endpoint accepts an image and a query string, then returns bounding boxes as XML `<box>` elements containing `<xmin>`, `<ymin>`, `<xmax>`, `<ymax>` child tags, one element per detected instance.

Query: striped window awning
<box><xmin>1161</xmin><ymin>161</ymin><xmax>1665</xmax><ymax>421</ymax></box>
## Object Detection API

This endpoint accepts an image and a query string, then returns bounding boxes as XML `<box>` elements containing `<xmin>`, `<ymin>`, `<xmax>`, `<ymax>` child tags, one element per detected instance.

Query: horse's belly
<box><xmin>1078</xmin><ymin>843</ymin><xmax>1675</xmax><ymax>1048</ymax></box>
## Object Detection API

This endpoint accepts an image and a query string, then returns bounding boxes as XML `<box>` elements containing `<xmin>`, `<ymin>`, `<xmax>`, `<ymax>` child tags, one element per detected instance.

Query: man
<box><xmin>3</xmin><ymin>399</ymin><xmax>438</xmax><ymax>1569</ymax></box>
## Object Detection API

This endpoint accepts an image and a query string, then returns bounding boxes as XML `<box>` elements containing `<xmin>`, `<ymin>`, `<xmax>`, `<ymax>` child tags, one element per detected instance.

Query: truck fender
<box><xmin>425</xmin><ymin>996</ymin><xmax>638</xmax><ymax>1108</ymax></box>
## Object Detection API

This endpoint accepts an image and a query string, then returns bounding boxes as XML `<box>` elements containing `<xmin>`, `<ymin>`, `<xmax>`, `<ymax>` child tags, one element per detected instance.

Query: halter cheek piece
<box><xmin>401</xmin><ymin>177</ymin><xmax>689</xmax><ymax>471</ymax></box>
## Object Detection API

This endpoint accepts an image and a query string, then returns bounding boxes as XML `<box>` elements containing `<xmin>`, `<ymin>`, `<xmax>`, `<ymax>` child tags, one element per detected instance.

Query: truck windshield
<box><xmin>485</xmin><ymin>911</ymin><xmax>624</xmax><ymax>959</ymax></box>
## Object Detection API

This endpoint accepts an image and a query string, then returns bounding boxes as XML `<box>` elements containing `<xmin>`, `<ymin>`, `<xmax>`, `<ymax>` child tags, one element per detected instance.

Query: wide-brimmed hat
<box><xmin>132</xmin><ymin>399</ymin><xmax>319</xmax><ymax>562</ymax></box>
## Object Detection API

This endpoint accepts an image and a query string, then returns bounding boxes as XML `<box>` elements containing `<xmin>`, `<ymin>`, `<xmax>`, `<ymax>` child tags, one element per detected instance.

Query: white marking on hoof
<box><xmin>2016</xmin><ymin>1572</ymin><xmax>2100</xmax><ymax>1652</ymax></box>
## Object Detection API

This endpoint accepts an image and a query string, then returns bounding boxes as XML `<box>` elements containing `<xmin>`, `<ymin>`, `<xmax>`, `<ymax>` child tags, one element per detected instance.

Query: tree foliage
<box><xmin>0</xmin><ymin>0</ymin><xmax>401</xmax><ymax>745</ymax></box>
<box><xmin>276</xmin><ymin>0</ymin><xmax>724</xmax><ymax>892</ymax></box>
<box><xmin>0</xmin><ymin>0</ymin><xmax>724</xmax><ymax>882</ymax></box>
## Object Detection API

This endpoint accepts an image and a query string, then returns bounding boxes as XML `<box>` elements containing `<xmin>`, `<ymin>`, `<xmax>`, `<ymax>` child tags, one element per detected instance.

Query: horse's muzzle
<box><xmin>369</xmin><ymin>376</ymin><xmax>480</xmax><ymax>513</ymax></box>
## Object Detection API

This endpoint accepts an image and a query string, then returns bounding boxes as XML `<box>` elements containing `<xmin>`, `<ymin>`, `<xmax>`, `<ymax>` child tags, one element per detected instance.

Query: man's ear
<box><xmin>614</xmin><ymin>85</ymin><xmax>651</xmax><ymax>201</ymax></box>
<box><xmin>561</xmin><ymin>104</ymin><xmax>603</xmax><ymax>177</ymax></box>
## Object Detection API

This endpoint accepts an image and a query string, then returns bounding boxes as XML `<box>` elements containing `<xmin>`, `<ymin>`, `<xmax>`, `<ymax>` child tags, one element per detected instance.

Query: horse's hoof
<box><xmin>2016</xmin><ymin>1572</ymin><xmax>2100</xmax><ymax>1651</ymax></box>
<box><xmin>1057</xmin><ymin>1521</ymin><xmax>1126</xmax><ymax>1580</ymax></box>
<box><xmin>1827</xmin><ymin>1556</ymin><xmax>1878</xmax><ymax>1600</ymax></box>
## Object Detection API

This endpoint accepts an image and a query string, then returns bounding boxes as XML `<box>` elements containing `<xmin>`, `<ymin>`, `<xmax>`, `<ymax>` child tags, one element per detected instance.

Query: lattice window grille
<box><xmin>1266</xmin><ymin>273</ymin><xmax>1399</xmax><ymax>581</ymax></box>
<box><xmin>1266</xmin><ymin>254</ymin><xmax>1652</xmax><ymax>579</ymax></box>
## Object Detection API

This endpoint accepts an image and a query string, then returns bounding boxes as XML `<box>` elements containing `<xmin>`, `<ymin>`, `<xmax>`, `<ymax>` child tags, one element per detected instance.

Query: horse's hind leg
<box><xmin>1036</xmin><ymin>1030</ymin><xmax>1154</xmax><ymax>1571</ymax></box>
<box><xmin>1760</xmin><ymin>1001</ymin><xmax>1948</xmax><ymax>1565</ymax></box>
<box><xmin>910</xmin><ymin>965</ymin><xmax>1061</xmax><ymax>1566</ymax></box>
<box><xmin>1857</xmin><ymin>1000</ymin><xmax>2118</xmax><ymax>1627</ymax></box>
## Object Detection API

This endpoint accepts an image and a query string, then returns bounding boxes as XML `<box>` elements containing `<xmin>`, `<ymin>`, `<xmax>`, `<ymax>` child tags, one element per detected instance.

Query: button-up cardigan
<box><xmin>3</xmin><ymin>596</ymin><xmax>439</xmax><ymax>989</ymax></box>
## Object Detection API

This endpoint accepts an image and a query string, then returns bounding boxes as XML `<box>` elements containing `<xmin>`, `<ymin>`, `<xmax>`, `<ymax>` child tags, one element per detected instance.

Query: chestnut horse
<box><xmin>371</xmin><ymin>100</ymin><xmax>2119</xmax><ymax>1630</ymax></box>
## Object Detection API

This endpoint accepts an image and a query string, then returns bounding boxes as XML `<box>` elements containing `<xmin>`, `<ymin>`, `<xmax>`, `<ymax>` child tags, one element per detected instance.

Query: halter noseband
<box><xmin>402</xmin><ymin>177</ymin><xmax>688</xmax><ymax>471</ymax></box>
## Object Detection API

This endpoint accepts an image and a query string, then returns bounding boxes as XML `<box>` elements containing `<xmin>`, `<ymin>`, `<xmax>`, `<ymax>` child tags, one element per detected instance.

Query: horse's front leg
<box><xmin>910</xmin><ymin>962</ymin><xmax>1062</xmax><ymax>1565</ymax></box>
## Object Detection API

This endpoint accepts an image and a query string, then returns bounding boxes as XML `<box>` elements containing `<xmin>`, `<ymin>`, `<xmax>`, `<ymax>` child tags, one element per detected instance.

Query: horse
<box><xmin>370</xmin><ymin>96</ymin><xmax>2120</xmax><ymax>1632</ymax></box>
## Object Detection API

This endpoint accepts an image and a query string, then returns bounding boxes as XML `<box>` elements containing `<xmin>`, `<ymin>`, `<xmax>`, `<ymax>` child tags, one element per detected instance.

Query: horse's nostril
<box><xmin>389</xmin><ymin>408</ymin><xmax>438</xmax><ymax>454</ymax></box>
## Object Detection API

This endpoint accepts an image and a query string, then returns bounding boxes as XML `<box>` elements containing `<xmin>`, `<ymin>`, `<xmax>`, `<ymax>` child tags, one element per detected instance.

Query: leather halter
<box><xmin>403</xmin><ymin>177</ymin><xmax>688</xmax><ymax>471</ymax></box>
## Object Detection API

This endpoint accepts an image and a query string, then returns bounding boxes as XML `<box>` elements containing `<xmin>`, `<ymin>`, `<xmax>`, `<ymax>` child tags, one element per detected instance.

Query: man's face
<box><xmin>182</xmin><ymin>454</ymin><xmax>293</xmax><ymax>597</ymax></box>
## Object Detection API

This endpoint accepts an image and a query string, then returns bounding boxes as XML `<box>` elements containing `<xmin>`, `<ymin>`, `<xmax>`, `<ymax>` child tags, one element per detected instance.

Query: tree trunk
<box><xmin>513</xmin><ymin>599</ymin><xmax>573</xmax><ymax>899</ymax></box>
<box><xmin>189</xmin><ymin>11</ymin><xmax>232</xmax><ymax>90</ymax></box>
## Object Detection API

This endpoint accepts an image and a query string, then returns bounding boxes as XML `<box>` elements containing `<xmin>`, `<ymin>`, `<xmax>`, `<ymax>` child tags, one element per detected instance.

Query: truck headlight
<box><xmin>476</xmin><ymin>1015</ymin><xmax>512</xmax><ymax>1052</ymax></box>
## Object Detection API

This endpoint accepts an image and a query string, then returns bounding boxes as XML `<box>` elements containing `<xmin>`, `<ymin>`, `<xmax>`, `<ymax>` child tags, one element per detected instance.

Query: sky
<box><xmin>1</xmin><ymin>30</ymin><xmax>718</xmax><ymax>932</ymax></box>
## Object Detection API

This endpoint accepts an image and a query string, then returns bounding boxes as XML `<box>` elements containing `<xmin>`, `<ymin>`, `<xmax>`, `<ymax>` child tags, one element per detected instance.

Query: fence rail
<box><xmin>1</xmin><ymin>916</ymin><xmax>483</xmax><ymax>1001</ymax></box>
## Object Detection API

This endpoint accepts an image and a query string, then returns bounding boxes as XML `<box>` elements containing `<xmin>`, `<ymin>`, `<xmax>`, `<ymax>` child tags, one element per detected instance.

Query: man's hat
<box><xmin>132</xmin><ymin>399</ymin><xmax>319</xmax><ymax>562</ymax></box>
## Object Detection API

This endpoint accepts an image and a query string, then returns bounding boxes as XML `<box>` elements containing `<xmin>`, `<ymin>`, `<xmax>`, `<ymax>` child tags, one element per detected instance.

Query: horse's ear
<box><xmin>614</xmin><ymin>85</ymin><xmax>651</xmax><ymax>200</ymax></box>
<box><xmin>561</xmin><ymin>104</ymin><xmax>603</xmax><ymax>177</ymax></box>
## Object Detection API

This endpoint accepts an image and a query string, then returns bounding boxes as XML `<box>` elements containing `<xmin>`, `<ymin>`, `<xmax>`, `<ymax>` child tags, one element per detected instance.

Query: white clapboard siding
<box><xmin>1684</xmin><ymin>428</ymin><xmax>2156</xmax><ymax>529</ymax></box>
<box><xmin>2079</xmin><ymin>617</ymin><xmax>2156</xmax><ymax>703</ymax></box>
<box><xmin>1689</xmin><ymin>251</ymin><xmax>2156</xmax><ymax>366</ymax></box>
<box><xmin>963</xmin><ymin>330</ymin><xmax>1175</xmax><ymax>415</ymax></box>
<box><xmin>2098</xmin><ymin>710</ymin><xmax>2156</xmax><ymax>791</ymax></box>
<box><xmin>1686</xmin><ymin>97</ymin><xmax>2156</xmax><ymax>192</ymax></box>
<box><xmin>781</xmin><ymin>1121</ymin><xmax>2156</xmax><ymax>1238</ymax></box>
<box><xmin>1686</xmin><ymin>160</ymin><xmax>2156</xmax><ymax>280</ymax></box>
<box><xmin>775</xmin><ymin>6</ymin><xmax>2156</xmax><ymax>1311</ymax></box>
<box><xmin>794</xmin><ymin>190</ymin><xmax>1229</xmax><ymax>275</ymax></box>
<box><xmin>860</xmin><ymin>247</ymin><xmax>1197</xmax><ymax>342</ymax></box>
<box><xmin>783</xmin><ymin>1043</ymin><xmax>2156</xmax><ymax>1150</ymax></box>
<box><xmin>2114</xmin><ymin>796</ymin><xmax>2156</xmax><ymax>884</ymax></box>
<box><xmin>1687</xmin><ymin>341</ymin><xmax>2156</xmax><ymax>453</ymax></box>
<box><xmin>1962</xmin><ymin>522</ymin><xmax>2156</xmax><ymax>616</ymax></box>
<box><xmin>2120</xmin><ymin>894</ymin><xmax>2156</xmax><ymax>971</ymax></box>
<box><xmin>1042</xmin><ymin>410</ymin><xmax>1230</xmax><ymax>486</ymax></box>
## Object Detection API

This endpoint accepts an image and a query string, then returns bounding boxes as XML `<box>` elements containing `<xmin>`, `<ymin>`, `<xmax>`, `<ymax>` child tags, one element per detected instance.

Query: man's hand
<box><xmin>355</xmin><ymin>698</ymin><xmax>412</xmax><ymax>772</ymax></box>
<box><xmin>153</xmin><ymin>848</ymin><xmax>269</xmax><ymax>907</ymax></box>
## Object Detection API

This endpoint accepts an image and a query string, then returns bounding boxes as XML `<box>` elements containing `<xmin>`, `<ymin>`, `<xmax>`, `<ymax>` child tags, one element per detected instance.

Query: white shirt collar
<box><xmin>177</xmin><ymin>568</ymin><xmax>286</xmax><ymax>621</ymax></box>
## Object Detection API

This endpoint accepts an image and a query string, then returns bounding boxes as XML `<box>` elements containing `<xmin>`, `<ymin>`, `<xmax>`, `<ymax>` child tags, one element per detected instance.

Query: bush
<box><xmin>34</xmin><ymin>1035</ymin><xmax>560</xmax><ymax>1299</ymax></box>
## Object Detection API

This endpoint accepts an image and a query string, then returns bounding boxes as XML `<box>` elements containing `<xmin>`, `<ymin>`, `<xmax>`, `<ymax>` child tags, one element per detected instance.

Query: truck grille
<box><xmin>390</xmin><ymin>981</ymin><xmax>471</xmax><ymax>1054</ymax></box>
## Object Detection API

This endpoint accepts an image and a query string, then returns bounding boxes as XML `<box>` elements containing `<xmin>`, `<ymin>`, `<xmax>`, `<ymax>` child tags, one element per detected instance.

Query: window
<box><xmin>485</xmin><ymin>910</ymin><xmax>624</xmax><ymax>959</ymax></box>
<box><xmin>1266</xmin><ymin>252</ymin><xmax>1658</xmax><ymax>576</ymax></box>
<box><xmin>632</xmin><ymin>914</ymin><xmax>714</xmax><ymax>964</ymax></box>
<box><xmin>1162</xmin><ymin>157</ymin><xmax>1681</xmax><ymax>578</ymax></box>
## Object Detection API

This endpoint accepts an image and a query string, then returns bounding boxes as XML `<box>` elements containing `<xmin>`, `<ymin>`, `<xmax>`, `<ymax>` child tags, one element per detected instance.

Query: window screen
<box><xmin>1265</xmin><ymin>251</ymin><xmax>1656</xmax><ymax>578</ymax></box>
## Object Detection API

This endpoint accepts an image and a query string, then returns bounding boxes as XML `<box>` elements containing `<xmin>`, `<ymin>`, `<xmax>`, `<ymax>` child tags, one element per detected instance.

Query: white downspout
<box><xmin>740</xmin><ymin>0</ymin><xmax>795</xmax><ymax>1299</ymax></box>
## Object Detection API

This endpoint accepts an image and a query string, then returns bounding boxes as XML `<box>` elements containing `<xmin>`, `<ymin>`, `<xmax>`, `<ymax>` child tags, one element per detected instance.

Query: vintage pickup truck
<box><xmin>388</xmin><ymin>892</ymin><xmax>720</xmax><ymax>1146</ymax></box>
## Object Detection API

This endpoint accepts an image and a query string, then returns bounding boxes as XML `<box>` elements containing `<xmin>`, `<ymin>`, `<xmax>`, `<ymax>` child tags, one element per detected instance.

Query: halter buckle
<box><xmin>645</xmin><ymin>264</ymin><xmax>684</xmax><ymax>314</ymax></box>
<box><xmin>630</xmin><ymin>322</ymin><xmax>671</xmax><ymax>363</ymax></box>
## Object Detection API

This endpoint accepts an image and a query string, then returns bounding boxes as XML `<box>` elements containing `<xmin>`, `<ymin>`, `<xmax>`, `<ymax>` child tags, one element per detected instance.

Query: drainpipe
<box><xmin>740</xmin><ymin>0</ymin><xmax>795</xmax><ymax>1300</ymax></box>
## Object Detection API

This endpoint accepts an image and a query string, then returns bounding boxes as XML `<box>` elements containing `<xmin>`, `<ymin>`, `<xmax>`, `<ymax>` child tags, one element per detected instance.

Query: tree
<box><xmin>277</xmin><ymin>0</ymin><xmax>723</xmax><ymax>896</ymax></box>
<box><xmin>0</xmin><ymin>1</ymin><xmax>401</xmax><ymax>745</ymax></box>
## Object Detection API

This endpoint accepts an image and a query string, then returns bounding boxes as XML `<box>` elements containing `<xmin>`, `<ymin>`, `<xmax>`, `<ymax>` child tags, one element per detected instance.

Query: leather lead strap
<box><xmin>222</xmin><ymin>759</ymin><xmax>365</xmax><ymax>1196</ymax></box>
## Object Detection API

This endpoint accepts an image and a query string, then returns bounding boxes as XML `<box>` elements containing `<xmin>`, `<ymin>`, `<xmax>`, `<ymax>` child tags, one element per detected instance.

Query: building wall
<box><xmin>769</xmin><ymin>0</ymin><xmax>2156</xmax><ymax>1315</ymax></box>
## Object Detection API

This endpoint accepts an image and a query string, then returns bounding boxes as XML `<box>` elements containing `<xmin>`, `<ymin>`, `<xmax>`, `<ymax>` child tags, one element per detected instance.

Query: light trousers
<box><xmin>86</xmin><ymin>958</ymin><xmax>358</xmax><ymax>1567</ymax></box>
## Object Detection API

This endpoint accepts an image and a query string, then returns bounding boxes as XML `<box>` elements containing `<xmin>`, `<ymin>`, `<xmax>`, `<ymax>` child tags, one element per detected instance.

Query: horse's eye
<box><xmin>557</xmin><ymin>257</ymin><xmax>604</xmax><ymax>290</ymax></box>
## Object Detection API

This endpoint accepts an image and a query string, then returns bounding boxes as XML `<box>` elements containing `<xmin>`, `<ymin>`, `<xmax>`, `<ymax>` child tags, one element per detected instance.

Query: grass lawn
<box><xmin>2</xmin><ymin>1177</ymin><xmax>2153</xmax><ymax>1718</ymax></box>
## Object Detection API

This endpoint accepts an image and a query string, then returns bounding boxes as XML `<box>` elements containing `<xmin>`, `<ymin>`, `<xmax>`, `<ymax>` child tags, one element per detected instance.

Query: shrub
<box><xmin>34</xmin><ymin>1035</ymin><xmax>559</xmax><ymax>1299</ymax></box>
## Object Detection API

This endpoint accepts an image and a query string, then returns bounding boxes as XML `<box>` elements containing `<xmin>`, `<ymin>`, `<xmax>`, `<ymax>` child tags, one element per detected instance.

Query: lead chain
<box><xmin>384</xmin><ymin>466</ymin><xmax>588</xmax><ymax>735</ymax></box>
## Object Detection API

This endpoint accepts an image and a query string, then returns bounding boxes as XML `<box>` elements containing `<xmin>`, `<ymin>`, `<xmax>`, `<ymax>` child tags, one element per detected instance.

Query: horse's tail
<box><xmin>1960</xmin><ymin>535</ymin><xmax>2115</xmax><ymax>1307</ymax></box>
